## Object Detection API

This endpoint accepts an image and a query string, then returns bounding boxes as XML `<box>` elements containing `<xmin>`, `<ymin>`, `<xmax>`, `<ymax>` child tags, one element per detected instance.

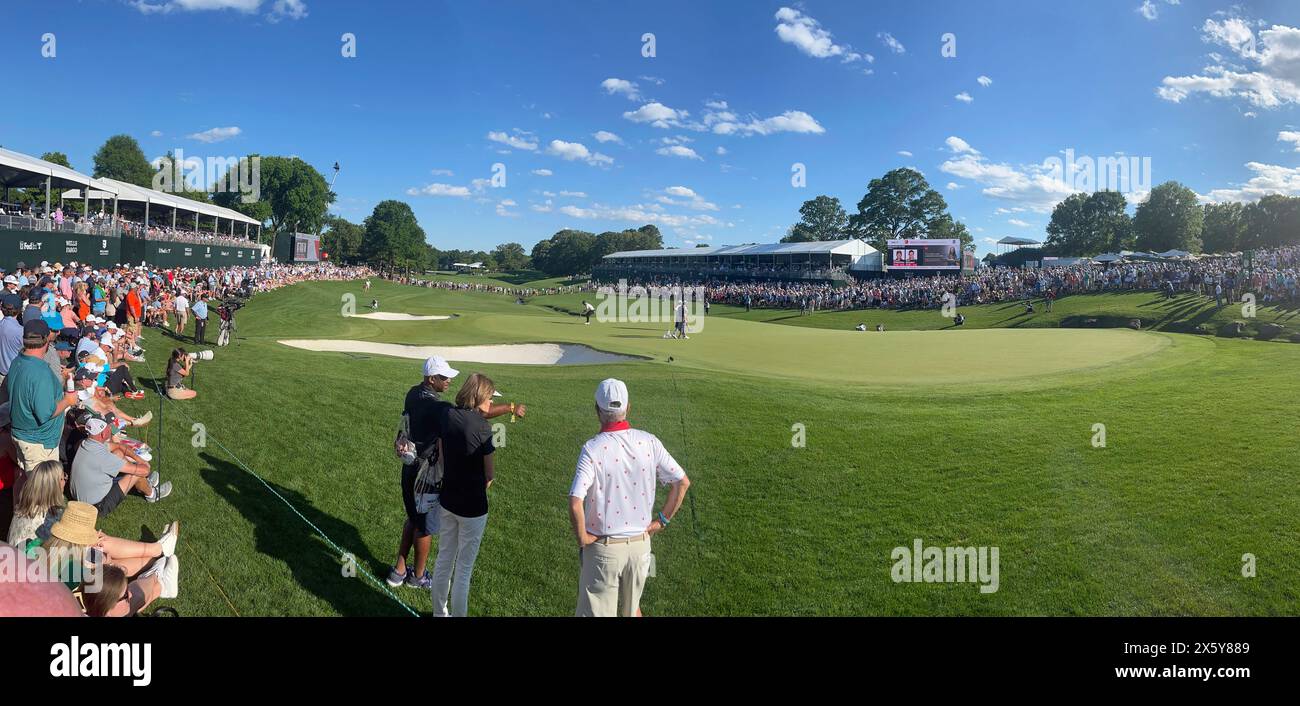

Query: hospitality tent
<box><xmin>64</xmin><ymin>178</ymin><xmax>262</xmax><ymax>240</ymax></box>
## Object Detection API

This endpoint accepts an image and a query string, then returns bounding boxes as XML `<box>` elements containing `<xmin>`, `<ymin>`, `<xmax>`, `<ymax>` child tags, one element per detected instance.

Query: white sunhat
<box><xmin>595</xmin><ymin>378</ymin><xmax>628</xmax><ymax>412</ymax></box>
<box><xmin>423</xmin><ymin>356</ymin><xmax>459</xmax><ymax>379</ymax></box>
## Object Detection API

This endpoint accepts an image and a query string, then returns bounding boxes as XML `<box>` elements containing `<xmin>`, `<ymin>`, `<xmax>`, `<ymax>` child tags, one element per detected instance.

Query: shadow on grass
<box><xmin>197</xmin><ymin>453</ymin><xmax>410</xmax><ymax>617</ymax></box>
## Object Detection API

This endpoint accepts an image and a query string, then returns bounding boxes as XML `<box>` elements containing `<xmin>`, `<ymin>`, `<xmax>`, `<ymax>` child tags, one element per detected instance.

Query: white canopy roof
<box><xmin>605</xmin><ymin>239</ymin><xmax>876</xmax><ymax>260</ymax></box>
<box><xmin>65</xmin><ymin>177</ymin><xmax>261</xmax><ymax>227</ymax></box>
<box><xmin>0</xmin><ymin>147</ymin><xmax>115</xmax><ymax>191</ymax></box>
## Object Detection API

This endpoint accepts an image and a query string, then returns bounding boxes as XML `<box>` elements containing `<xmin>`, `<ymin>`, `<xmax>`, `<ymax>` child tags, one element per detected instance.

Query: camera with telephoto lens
<box><xmin>187</xmin><ymin>350</ymin><xmax>214</xmax><ymax>361</ymax></box>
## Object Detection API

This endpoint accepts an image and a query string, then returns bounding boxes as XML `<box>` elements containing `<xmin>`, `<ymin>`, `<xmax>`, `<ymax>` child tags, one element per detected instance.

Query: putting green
<box><xmin>389</xmin><ymin>311</ymin><xmax>1177</xmax><ymax>387</ymax></box>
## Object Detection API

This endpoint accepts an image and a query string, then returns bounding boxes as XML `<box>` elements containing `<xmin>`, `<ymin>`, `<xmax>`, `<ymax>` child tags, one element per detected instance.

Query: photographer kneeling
<box><xmin>165</xmin><ymin>348</ymin><xmax>197</xmax><ymax>401</ymax></box>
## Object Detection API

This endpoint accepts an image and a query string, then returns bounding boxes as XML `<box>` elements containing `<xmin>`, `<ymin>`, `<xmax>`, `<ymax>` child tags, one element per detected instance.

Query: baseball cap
<box><xmin>2</xmin><ymin>275</ymin><xmax>16</xmax><ymax>285</ymax></box>
<box><xmin>73</xmin><ymin>367</ymin><xmax>98</xmax><ymax>382</ymax></box>
<box><xmin>423</xmin><ymin>356</ymin><xmax>458</xmax><ymax>379</ymax></box>
<box><xmin>595</xmin><ymin>378</ymin><xmax>629</xmax><ymax>412</ymax></box>
<box><xmin>22</xmin><ymin>319</ymin><xmax>51</xmax><ymax>339</ymax></box>
<box><xmin>84</xmin><ymin>416</ymin><xmax>109</xmax><ymax>435</ymax></box>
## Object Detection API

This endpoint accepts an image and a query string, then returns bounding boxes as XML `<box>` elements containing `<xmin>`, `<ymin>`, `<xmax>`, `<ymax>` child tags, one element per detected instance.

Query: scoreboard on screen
<box><xmin>887</xmin><ymin>238</ymin><xmax>962</xmax><ymax>270</ymax></box>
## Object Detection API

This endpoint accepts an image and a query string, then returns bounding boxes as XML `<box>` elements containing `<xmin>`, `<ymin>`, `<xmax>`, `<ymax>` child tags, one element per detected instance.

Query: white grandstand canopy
<box><xmin>0</xmin><ymin>146</ymin><xmax>118</xmax><ymax>192</ymax></box>
<box><xmin>64</xmin><ymin>177</ymin><xmax>261</xmax><ymax>226</ymax></box>
<box><xmin>604</xmin><ymin>239</ymin><xmax>876</xmax><ymax>260</ymax></box>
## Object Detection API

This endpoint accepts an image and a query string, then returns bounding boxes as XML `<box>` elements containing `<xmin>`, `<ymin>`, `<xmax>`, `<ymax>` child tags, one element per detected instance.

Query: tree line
<box><xmin>1043</xmin><ymin>181</ymin><xmax>1297</xmax><ymax>257</ymax></box>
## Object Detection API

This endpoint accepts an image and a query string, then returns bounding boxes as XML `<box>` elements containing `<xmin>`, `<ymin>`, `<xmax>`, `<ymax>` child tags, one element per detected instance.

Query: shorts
<box><xmin>93</xmin><ymin>480</ymin><xmax>127</xmax><ymax>517</ymax></box>
<box><xmin>401</xmin><ymin>464</ymin><xmax>431</xmax><ymax>538</ymax></box>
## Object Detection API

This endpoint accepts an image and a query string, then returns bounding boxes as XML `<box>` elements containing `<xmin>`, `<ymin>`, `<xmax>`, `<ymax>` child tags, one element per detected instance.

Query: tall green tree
<box><xmin>1045</xmin><ymin>191</ymin><xmax>1132</xmax><ymax>256</ymax></box>
<box><xmin>1243</xmin><ymin>195</ymin><xmax>1300</xmax><ymax>250</ymax></box>
<box><xmin>212</xmin><ymin>155</ymin><xmax>334</xmax><ymax>241</ymax></box>
<box><xmin>321</xmin><ymin>215</ymin><xmax>365</xmax><ymax>263</ymax></box>
<box><xmin>1201</xmin><ymin>202</ymin><xmax>1247</xmax><ymax>254</ymax></box>
<box><xmin>361</xmin><ymin>200</ymin><xmax>426</xmax><ymax>269</ymax></box>
<box><xmin>783</xmin><ymin>195</ymin><xmax>851</xmax><ymax>242</ymax></box>
<box><xmin>850</xmin><ymin>168</ymin><xmax>949</xmax><ymax>250</ymax></box>
<box><xmin>1133</xmin><ymin>181</ymin><xmax>1203</xmax><ymax>253</ymax></box>
<box><xmin>92</xmin><ymin>135</ymin><xmax>153</xmax><ymax>187</ymax></box>
<box><xmin>491</xmin><ymin>242</ymin><xmax>530</xmax><ymax>270</ymax></box>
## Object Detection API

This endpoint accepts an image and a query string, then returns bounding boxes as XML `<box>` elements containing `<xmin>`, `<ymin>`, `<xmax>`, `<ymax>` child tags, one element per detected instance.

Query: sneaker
<box><xmin>405</xmin><ymin>571</ymin><xmax>432</xmax><ymax>589</ymax></box>
<box><xmin>126</xmin><ymin>391</ymin><xmax>147</xmax><ymax>401</ymax></box>
<box><xmin>159</xmin><ymin>521</ymin><xmax>179</xmax><ymax>557</ymax></box>
<box><xmin>146</xmin><ymin>481</ymin><xmax>172</xmax><ymax>503</ymax></box>
<box><xmin>136</xmin><ymin>448</ymin><xmax>152</xmax><ymax>462</ymax></box>
<box><xmin>159</xmin><ymin>555</ymin><xmax>179</xmax><ymax>599</ymax></box>
<box><xmin>385</xmin><ymin>566</ymin><xmax>407</xmax><ymax>587</ymax></box>
<box><xmin>147</xmin><ymin>471</ymin><xmax>159</xmax><ymax>489</ymax></box>
<box><xmin>132</xmin><ymin>409</ymin><xmax>152</xmax><ymax>424</ymax></box>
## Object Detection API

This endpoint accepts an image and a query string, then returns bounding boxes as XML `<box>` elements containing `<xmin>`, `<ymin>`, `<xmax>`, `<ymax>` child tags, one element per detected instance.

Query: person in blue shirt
<box><xmin>0</xmin><ymin>300</ymin><xmax>24</xmax><ymax>405</ymax></box>
<box><xmin>191</xmin><ymin>296</ymin><xmax>209</xmax><ymax>344</ymax></box>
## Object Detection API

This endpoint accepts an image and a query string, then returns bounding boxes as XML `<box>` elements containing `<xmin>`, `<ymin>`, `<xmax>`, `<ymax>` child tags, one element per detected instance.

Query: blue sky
<box><xmin>0</xmin><ymin>0</ymin><xmax>1294</xmax><ymax>255</ymax></box>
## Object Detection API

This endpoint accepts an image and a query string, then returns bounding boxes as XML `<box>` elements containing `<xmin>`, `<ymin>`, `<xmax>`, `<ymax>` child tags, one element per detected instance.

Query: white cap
<box><xmin>595</xmin><ymin>378</ymin><xmax>628</xmax><ymax>412</ymax></box>
<box><xmin>423</xmin><ymin>356</ymin><xmax>458</xmax><ymax>379</ymax></box>
<box><xmin>106</xmin><ymin>322</ymin><xmax>118</xmax><ymax>330</ymax></box>
<box><xmin>84</xmin><ymin>417</ymin><xmax>109</xmax><ymax>435</ymax></box>
<box><xmin>2</xmin><ymin>275</ymin><xmax>16</xmax><ymax>285</ymax></box>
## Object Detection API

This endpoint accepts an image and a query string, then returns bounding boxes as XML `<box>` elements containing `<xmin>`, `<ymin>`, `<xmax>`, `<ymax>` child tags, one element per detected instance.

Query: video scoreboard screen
<box><xmin>887</xmin><ymin>238</ymin><xmax>961</xmax><ymax>270</ymax></box>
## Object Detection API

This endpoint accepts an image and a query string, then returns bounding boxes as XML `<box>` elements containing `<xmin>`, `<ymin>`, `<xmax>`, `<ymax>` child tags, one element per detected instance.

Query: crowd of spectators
<box><xmin>0</xmin><ymin>258</ymin><xmax>372</xmax><ymax>617</ymax></box>
<box><xmin>596</xmin><ymin>246</ymin><xmax>1299</xmax><ymax>313</ymax></box>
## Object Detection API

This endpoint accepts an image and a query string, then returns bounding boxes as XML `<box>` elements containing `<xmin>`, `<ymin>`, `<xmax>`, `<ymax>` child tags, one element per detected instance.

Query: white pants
<box><xmin>430</xmin><ymin>508</ymin><xmax>487</xmax><ymax>617</ymax></box>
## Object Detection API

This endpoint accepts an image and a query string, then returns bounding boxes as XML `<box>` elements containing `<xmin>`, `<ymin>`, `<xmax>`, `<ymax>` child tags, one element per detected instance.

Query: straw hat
<box><xmin>50</xmin><ymin>501</ymin><xmax>100</xmax><ymax>546</ymax></box>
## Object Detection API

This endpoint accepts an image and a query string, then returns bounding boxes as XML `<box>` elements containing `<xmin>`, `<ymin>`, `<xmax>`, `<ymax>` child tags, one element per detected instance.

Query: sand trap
<box><xmin>278</xmin><ymin>340</ymin><xmax>642</xmax><ymax>365</ymax></box>
<box><xmin>348</xmin><ymin>312</ymin><xmax>452</xmax><ymax>321</ymax></box>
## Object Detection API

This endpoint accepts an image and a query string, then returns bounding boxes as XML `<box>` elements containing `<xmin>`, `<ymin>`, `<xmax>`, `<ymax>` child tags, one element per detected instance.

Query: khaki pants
<box><xmin>13</xmin><ymin>438</ymin><xmax>59</xmax><ymax>473</ymax></box>
<box><xmin>576</xmin><ymin>534</ymin><xmax>651</xmax><ymax>617</ymax></box>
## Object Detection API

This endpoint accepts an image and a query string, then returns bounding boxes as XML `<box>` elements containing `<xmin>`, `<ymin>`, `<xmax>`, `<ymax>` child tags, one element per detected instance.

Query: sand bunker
<box><xmin>279</xmin><ymin>340</ymin><xmax>642</xmax><ymax>365</ymax></box>
<box><xmin>347</xmin><ymin>312</ymin><xmax>452</xmax><ymax>321</ymax></box>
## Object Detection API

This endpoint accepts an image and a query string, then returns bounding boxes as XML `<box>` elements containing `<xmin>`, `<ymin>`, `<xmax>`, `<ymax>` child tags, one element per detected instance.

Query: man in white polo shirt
<box><xmin>568</xmin><ymin>378</ymin><xmax>691</xmax><ymax>617</ymax></box>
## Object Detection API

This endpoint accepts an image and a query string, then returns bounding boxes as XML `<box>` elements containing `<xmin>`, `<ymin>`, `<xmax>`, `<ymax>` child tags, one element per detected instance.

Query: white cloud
<box><xmin>1157</xmin><ymin>18</ymin><xmax>1300</xmax><ymax>108</ymax></box>
<box><xmin>487</xmin><ymin>130</ymin><xmax>538</xmax><ymax>151</ymax></box>
<box><xmin>878</xmin><ymin>32</ymin><xmax>906</xmax><ymax>54</ymax></box>
<box><xmin>558</xmin><ymin>201</ymin><xmax>726</xmax><ymax>229</ymax></box>
<box><xmin>150</xmin><ymin>130</ymin><xmax>163</xmax><ymax>137</ymax></box>
<box><xmin>945</xmin><ymin>136</ymin><xmax>979</xmax><ymax>154</ymax></box>
<box><xmin>716</xmin><ymin>146</ymin><xmax>727</xmax><ymax>156</ymax></box>
<box><xmin>1009</xmin><ymin>218</ymin><xmax>1032</xmax><ymax>227</ymax></box>
<box><xmin>531</xmin><ymin>199</ymin><xmax>553</xmax><ymax>213</ymax></box>
<box><xmin>897</xmin><ymin>150</ymin><xmax>913</xmax><ymax>157</ymax></box>
<box><xmin>531</xmin><ymin>168</ymin><xmax>553</xmax><ymax>176</ymax></box>
<box><xmin>601</xmin><ymin>78</ymin><xmax>641</xmax><ymax>101</ymax></box>
<box><xmin>946</xmin><ymin>182</ymin><xmax>963</xmax><ymax>190</ymax></box>
<box><xmin>430</xmin><ymin>168</ymin><xmax>454</xmax><ymax>176</ymax></box>
<box><xmin>774</xmin><ymin>7</ymin><xmax>863</xmax><ymax>63</ymax></box>
<box><xmin>656</xmin><ymin>145</ymin><xmax>703</xmax><ymax>160</ymax></box>
<box><xmin>622</xmin><ymin>101</ymin><xmax>689</xmax><ymax>128</ymax></box>
<box><xmin>955</xmin><ymin>91</ymin><xmax>974</xmax><ymax>103</ymax></box>
<box><xmin>704</xmin><ymin>100</ymin><xmax>729</xmax><ymax>110</ymax></box>
<box><xmin>1137</xmin><ymin>1</ymin><xmax>1158</xmax><ymax>21</ymax></box>
<box><xmin>659</xmin><ymin>186</ymin><xmax>718</xmax><ymax>210</ymax></box>
<box><xmin>593</xmin><ymin>130</ymin><xmax>624</xmax><ymax>144</ymax></box>
<box><xmin>1203</xmin><ymin>161</ymin><xmax>1300</xmax><ymax>202</ymax></box>
<box><xmin>496</xmin><ymin>199</ymin><xmax>519</xmax><ymax>217</ymax></box>
<box><xmin>559</xmin><ymin>191</ymin><xmax>587</xmax><ymax>198</ymax></box>
<box><xmin>638</xmin><ymin>75</ymin><xmax>665</xmax><ymax>86</ymax></box>
<box><xmin>546</xmin><ymin>139</ymin><xmax>613</xmax><ymax>166</ymax></box>
<box><xmin>939</xmin><ymin>136</ymin><xmax>1077</xmax><ymax>213</ymax></box>
<box><xmin>407</xmin><ymin>183</ymin><xmax>471</xmax><ymax>198</ymax></box>
<box><xmin>707</xmin><ymin>109</ymin><xmax>825</xmax><ymax>136</ymax></box>
<box><xmin>267</xmin><ymin>0</ymin><xmax>306</xmax><ymax>22</ymax></box>
<box><xmin>186</xmin><ymin>126</ymin><xmax>241</xmax><ymax>143</ymax></box>
<box><xmin>977</xmin><ymin>75</ymin><xmax>993</xmax><ymax>87</ymax></box>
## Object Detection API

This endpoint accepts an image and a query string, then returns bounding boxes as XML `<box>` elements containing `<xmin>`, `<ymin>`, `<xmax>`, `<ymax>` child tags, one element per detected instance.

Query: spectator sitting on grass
<box><xmin>69</xmin><ymin>415</ymin><xmax>167</xmax><ymax>517</ymax></box>
<box><xmin>74</xmin><ymin>367</ymin><xmax>151</xmax><ymax>430</ymax></box>
<box><xmin>26</xmin><ymin>500</ymin><xmax>178</xmax><ymax>606</ymax></box>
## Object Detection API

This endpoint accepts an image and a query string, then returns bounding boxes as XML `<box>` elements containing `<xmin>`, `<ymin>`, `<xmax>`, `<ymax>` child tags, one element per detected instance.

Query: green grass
<box><xmin>415</xmin><ymin>270</ymin><xmax>581</xmax><ymax>288</ymax></box>
<box><xmin>98</xmin><ymin>279</ymin><xmax>1300</xmax><ymax>616</ymax></box>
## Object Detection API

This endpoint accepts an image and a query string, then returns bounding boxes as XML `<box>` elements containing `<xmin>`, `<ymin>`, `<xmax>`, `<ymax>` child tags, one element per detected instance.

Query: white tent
<box><xmin>65</xmin><ymin>177</ymin><xmax>261</xmax><ymax>238</ymax></box>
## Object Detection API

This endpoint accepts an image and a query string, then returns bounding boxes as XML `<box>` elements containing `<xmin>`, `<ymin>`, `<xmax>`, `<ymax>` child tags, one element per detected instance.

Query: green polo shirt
<box><xmin>7</xmin><ymin>352</ymin><xmax>65</xmax><ymax>449</ymax></box>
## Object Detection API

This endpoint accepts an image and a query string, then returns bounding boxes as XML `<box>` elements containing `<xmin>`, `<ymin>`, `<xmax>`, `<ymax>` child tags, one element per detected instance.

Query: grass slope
<box><xmin>97</xmin><ymin>280</ymin><xmax>1300</xmax><ymax>616</ymax></box>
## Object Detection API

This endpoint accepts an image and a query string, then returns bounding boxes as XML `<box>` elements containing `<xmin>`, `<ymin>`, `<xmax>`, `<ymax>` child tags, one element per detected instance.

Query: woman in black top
<box><xmin>430</xmin><ymin>373</ymin><xmax>496</xmax><ymax>617</ymax></box>
<box><xmin>165</xmin><ymin>348</ymin><xmax>196</xmax><ymax>400</ymax></box>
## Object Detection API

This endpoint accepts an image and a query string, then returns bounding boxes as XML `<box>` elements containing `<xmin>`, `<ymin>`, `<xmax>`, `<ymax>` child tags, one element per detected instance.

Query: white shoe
<box><xmin>159</xmin><ymin>555</ymin><xmax>179</xmax><ymax>599</ymax></box>
<box><xmin>159</xmin><ymin>521</ymin><xmax>179</xmax><ymax>557</ymax></box>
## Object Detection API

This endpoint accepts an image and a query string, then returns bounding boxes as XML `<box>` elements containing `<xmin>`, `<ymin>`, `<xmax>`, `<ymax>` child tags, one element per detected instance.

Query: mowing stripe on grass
<box><xmin>138</xmin><ymin>353</ymin><xmax>419</xmax><ymax>617</ymax></box>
